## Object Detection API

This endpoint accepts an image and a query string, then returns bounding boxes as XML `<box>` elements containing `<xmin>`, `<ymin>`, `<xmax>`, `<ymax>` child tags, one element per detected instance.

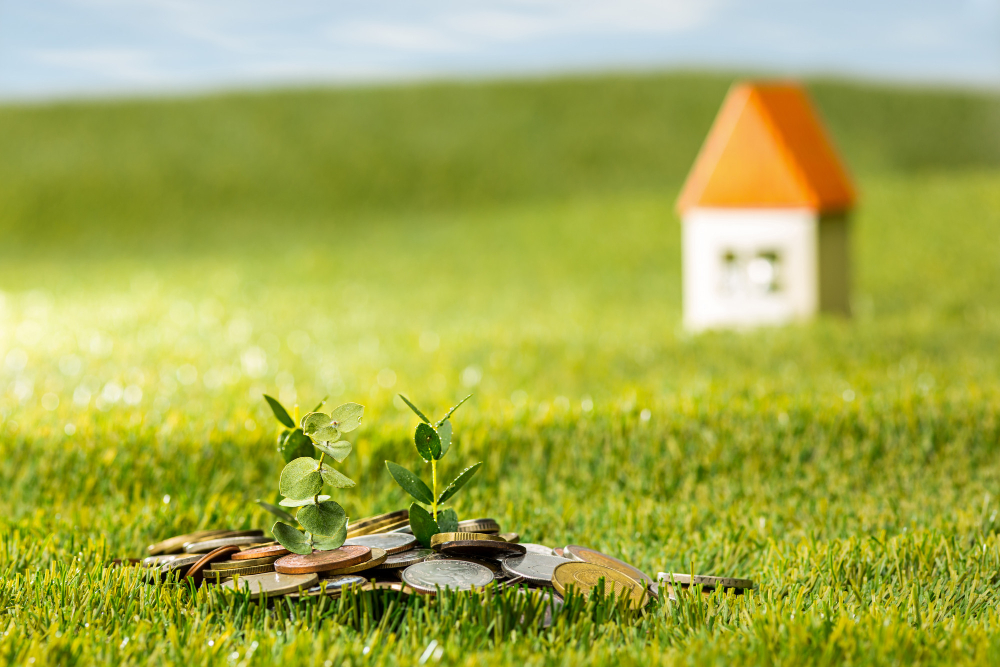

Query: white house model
<box><xmin>677</xmin><ymin>82</ymin><xmax>856</xmax><ymax>331</ymax></box>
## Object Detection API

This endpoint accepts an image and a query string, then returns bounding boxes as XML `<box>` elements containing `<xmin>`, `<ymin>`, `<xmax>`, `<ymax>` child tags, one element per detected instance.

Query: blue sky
<box><xmin>1</xmin><ymin>0</ymin><xmax>998</xmax><ymax>99</ymax></box>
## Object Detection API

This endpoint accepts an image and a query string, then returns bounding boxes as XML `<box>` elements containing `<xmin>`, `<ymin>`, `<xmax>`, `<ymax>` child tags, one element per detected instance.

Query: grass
<box><xmin>2</xmin><ymin>71</ymin><xmax>1000</xmax><ymax>665</ymax></box>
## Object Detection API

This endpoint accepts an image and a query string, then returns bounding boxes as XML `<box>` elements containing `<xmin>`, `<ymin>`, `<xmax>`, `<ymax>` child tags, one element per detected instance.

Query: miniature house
<box><xmin>676</xmin><ymin>82</ymin><xmax>856</xmax><ymax>331</ymax></box>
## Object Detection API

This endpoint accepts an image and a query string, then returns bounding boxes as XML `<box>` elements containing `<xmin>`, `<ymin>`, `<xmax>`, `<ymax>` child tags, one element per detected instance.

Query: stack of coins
<box><xmin>127</xmin><ymin>516</ymin><xmax>755</xmax><ymax>606</ymax></box>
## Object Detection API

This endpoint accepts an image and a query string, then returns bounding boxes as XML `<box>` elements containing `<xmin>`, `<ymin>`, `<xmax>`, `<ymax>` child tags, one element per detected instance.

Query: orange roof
<box><xmin>677</xmin><ymin>82</ymin><xmax>856</xmax><ymax>214</ymax></box>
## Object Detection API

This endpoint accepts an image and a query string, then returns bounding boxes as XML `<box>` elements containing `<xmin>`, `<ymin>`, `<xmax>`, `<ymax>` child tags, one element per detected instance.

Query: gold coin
<box><xmin>204</xmin><ymin>563</ymin><xmax>275</xmax><ymax>579</ymax></box>
<box><xmin>430</xmin><ymin>532</ymin><xmax>506</xmax><ymax>548</ymax></box>
<box><xmin>657</xmin><ymin>573</ymin><xmax>754</xmax><ymax>591</ymax></box>
<box><xmin>347</xmin><ymin>518</ymin><xmax>411</xmax><ymax>538</ymax></box>
<box><xmin>319</xmin><ymin>547</ymin><xmax>388</xmax><ymax>576</ymax></box>
<box><xmin>210</xmin><ymin>555</ymin><xmax>282</xmax><ymax>570</ymax></box>
<box><xmin>146</xmin><ymin>529</ymin><xmax>232</xmax><ymax>556</ymax></box>
<box><xmin>497</xmin><ymin>532</ymin><xmax>520</xmax><ymax>543</ymax></box>
<box><xmin>184</xmin><ymin>535</ymin><xmax>269</xmax><ymax>554</ymax></box>
<box><xmin>564</xmin><ymin>545</ymin><xmax>652</xmax><ymax>586</ymax></box>
<box><xmin>347</xmin><ymin>510</ymin><xmax>409</xmax><ymax>532</ymax></box>
<box><xmin>552</xmin><ymin>562</ymin><xmax>647</xmax><ymax>609</ymax></box>
<box><xmin>456</xmin><ymin>518</ymin><xmax>500</xmax><ymax>534</ymax></box>
<box><xmin>221</xmin><ymin>572</ymin><xmax>318</xmax><ymax>600</ymax></box>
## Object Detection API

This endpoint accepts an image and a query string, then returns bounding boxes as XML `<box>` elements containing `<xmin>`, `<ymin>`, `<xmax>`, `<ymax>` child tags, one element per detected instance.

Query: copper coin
<box><xmin>564</xmin><ymin>545</ymin><xmax>652</xmax><ymax>586</ymax></box>
<box><xmin>232</xmin><ymin>544</ymin><xmax>290</xmax><ymax>561</ymax></box>
<box><xmin>274</xmin><ymin>546</ymin><xmax>371</xmax><ymax>574</ymax></box>
<box><xmin>185</xmin><ymin>546</ymin><xmax>241</xmax><ymax>584</ymax></box>
<box><xmin>437</xmin><ymin>540</ymin><xmax>526</xmax><ymax>559</ymax></box>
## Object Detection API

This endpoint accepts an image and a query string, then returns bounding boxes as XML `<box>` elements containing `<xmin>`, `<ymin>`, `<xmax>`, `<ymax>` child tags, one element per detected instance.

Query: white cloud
<box><xmin>28</xmin><ymin>48</ymin><xmax>165</xmax><ymax>83</ymax></box>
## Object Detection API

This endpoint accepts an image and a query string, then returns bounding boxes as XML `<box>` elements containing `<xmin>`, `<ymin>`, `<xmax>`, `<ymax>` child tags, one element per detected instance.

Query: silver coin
<box><xmin>519</xmin><ymin>543</ymin><xmax>557</xmax><ymax>556</ymax></box>
<box><xmin>143</xmin><ymin>554</ymin><xmax>182</xmax><ymax>568</ymax></box>
<box><xmin>344</xmin><ymin>533</ymin><xmax>418</xmax><ymax>555</ymax></box>
<box><xmin>160</xmin><ymin>554</ymin><xmax>202</xmax><ymax>574</ymax></box>
<box><xmin>657</xmin><ymin>572</ymin><xmax>754</xmax><ymax>590</ymax></box>
<box><xmin>501</xmin><ymin>554</ymin><xmax>573</xmax><ymax>585</ymax></box>
<box><xmin>309</xmin><ymin>575</ymin><xmax>368</xmax><ymax>593</ymax></box>
<box><xmin>376</xmin><ymin>548</ymin><xmax>435</xmax><ymax>569</ymax></box>
<box><xmin>183</xmin><ymin>536</ymin><xmax>268</xmax><ymax>554</ymax></box>
<box><xmin>401</xmin><ymin>560</ymin><xmax>494</xmax><ymax>593</ymax></box>
<box><xmin>388</xmin><ymin>524</ymin><xmax>413</xmax><ymax>534</ymax></box>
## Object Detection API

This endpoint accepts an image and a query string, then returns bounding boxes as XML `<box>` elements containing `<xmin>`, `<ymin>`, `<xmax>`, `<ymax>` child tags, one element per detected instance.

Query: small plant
<box><xmin>264</xmin><ymin>394</ymin><xmax>325</xmax><ymax>463</ymax></box>
<box><xmin>263</xmin><ymin>401</ymin><xmax>365</xmax><ymax>554</ymax></box>
<box><xmin>386</xmin><ymin>394</ymin><xmax>481</xmax><ymax>547</ymax></box>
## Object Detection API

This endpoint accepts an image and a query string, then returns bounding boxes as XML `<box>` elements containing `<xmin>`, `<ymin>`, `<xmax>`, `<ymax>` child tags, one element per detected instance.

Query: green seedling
<box><xmin>261</xmin><ymin>401</ymin><xmax>365</xmax><ymax>554</ymax></box>
<box><xmin>386</xmin><ymin>394</ymin><xmax>481</xmax><ymax>547</ymax></box>
<box><xmin>263</xmin><ymin>394</ymin><xmax>329</xmax><ymax>463</ymax></box>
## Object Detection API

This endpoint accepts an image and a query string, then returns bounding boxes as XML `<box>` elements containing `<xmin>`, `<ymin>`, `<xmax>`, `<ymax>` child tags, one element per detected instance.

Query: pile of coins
<box><xmin>137</xmin><ymin>511</ymin><xmax>754</xmax><ymax>606</ymax></box>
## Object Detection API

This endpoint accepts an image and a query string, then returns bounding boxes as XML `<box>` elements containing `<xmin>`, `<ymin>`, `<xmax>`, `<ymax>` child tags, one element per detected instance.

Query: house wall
<box><xmin>681</xmin><ymin>208</ymin><xmax>818</xmax><ymax>330</ymax></box>
<box><xmin>818</xmin><ymin>214</ymin><xmax>851</xmax><ymax>315</ymax></box>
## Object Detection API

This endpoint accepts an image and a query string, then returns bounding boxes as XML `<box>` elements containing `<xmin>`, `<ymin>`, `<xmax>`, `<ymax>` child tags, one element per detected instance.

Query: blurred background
<box><xmin>0</xmin><ymin>0</ymin><xmax>999</xmax><ymax>530</ymax></box>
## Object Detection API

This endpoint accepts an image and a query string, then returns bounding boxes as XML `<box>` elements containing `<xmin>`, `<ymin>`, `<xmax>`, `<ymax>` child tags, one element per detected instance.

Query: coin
<box><xmin>430</xmin><ymin>532</ymin><xmax>506</xmax><ymax>548</ymax></box>
<box><xmin>184</xmin><ymin>535</ymin><xmax>268</xmax><ymax>554</ymax></box>
<box><xmin>344</xmin><ymin>533</ymin><xmax>418</xmax><ymax>555</ymax></box>
<box><xmin>362</xmin><ymin>581</ymin><xmax>416</xmax><ymax>594</ymax></box>
<box><xmin>497</xmin><ymin>533</ymin><xmax>520</xmax><ymax>543</ymax></box>
<box><xmin>564</xmin><ymin>545</ymin><xmax>652</xmax><ymax>586</ymax></box>
<box><xmin>159</xmin><ymin>555</ymin><xmax>203</xmax><ymax>579</ymax></box>
<box><xmin>552</xmin><ymin>562</ymin><xmax>647</xmax><ymax>609</ymax></box>
<box><xmin>424</xmin><ymin>553</ymin><xmax>502</xmax><ymax>574</ymax></box>
<box><xmin>657</xmin><ymin>573</ymin><xmax>754</xmax><ymax>591</ymax></box>
<box><xmin>184</xmin><ymin>546</ymin><xmax>241</xmax><ymax>585</ymax></box>
<box><xmin>289</xmin><ymin>575</ymin><xmax>369</xmax><ymax>600</ymax></box>
<box><xmin>210</xmin><ymin>555</ymin><xmax>282</xmax><ymax>570</ymax></box>
<box><xmin>347</xmin><ymin>509</ymin><xmax>408</xmax><ymax>532</ymax></box>
<box><xmin>501</xmin><ymin>554</ymin><xmax>573</xmax><ymax>585</ymax></box>
<box><xmin>456</xmin><ymin>518</ymin><xmax>500</xmax><ymax>534</ymax></box>
<box><xmin>401</xmin><ymin>560</ymin><xmax>494</xmax><ymax>594</ymax></box>
<box><xmin>205</xmin><ymin>563</ymin><xmax>275</xmax><ymax>579</ymax></box>
<box><xmin>552</xmin><ymin>548</ymin><xmax>565</xmax><ymax>558</ymax></box>
<box><xmin>647</xmin><ymin>582</ymin><xmax>677</xmax><ymax>602</ymax></box>
<box><xmin>232</xmin><ymin>544</ymin><xmax>290</xmax><ymax>561</ymax></box>
<box><xmin>519</xmin><ymin>543</ymin><xmax>557</xmax><ymax>556</ymax></box>
<box><xmin>142</xmin><ymin>554</ymin><xmax>184</xmax><ymax>568</ymax></box>
<box><xmin>221</xmin><ymin>571</ymin><xmax>318</xmax><ymax>600</ymax></box>
<box><xmin>147</xmin><ymin>529</ymin><xmax>232</xmax><ymax>556</ymax></box>
<box><xmin>274</xmin><ymin>546</ymin><xmax>371</xmax><ymax>574</ymax></box>
<box><xmin>375</xmin><ymin>548</ymin><xmax>435</xmax><ymax>570</ymax></box>
<box><xmin>347</xmin><ymin>517</ymin><xmax>410</xmax><ymax>537</ymax></box>
<box><xmin>437</xmin><ymin>539</ymin><xmax>527</xmax><ymax>560</ymax></box>
<box><xmin>319</xmin><ymin>547</ymin><xmax>388</xmax><ymax>576</ymax></box>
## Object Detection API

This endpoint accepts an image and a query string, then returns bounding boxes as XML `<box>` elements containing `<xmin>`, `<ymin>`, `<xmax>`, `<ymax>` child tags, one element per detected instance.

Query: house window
<box><xmin>747</xmin><ymin>251</ymin><xmax>781</xmax><ymax>294</ymax></box>
<box><xmin>719</xmin><ymin>250</ymin><xmax>783</xmax><ymax>297</ymax></box>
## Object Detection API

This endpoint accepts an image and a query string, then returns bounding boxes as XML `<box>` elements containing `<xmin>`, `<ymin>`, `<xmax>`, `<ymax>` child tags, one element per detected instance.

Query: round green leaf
<box><xmin>272</xmin><ymin>521</ymin><xmax>311</xmax><ymax>555</ymax></box>
<box><xmin>408</xmin><ymin>502</ymin><xmax>439</xmax><ymax>548</ymax></box>
<box><xmin>279</xmin><ymin>457</ymin><xmax>323</xmax><ymax>500</ymax></box>
<box><xmin>319</xmin><ymin>462</ymin><xmax>356</xmax><ymax>489</ymax></box>
<box><xmin>330</xmin><ymin>402</ymin><xmax>364</xmax><ymax>433</ymax></box>
<box><xmin>385</xmin><ymin>461</ymin><xmax>433</xmax><ymax>504</ymax></box>
<box><xmin>414</xmin><ymin>422</ymin><xmax>441</xmax><ymax>461</ymax></box>
<box><xmin>436</xmin><ymin>507</ymin><xmax>459</xmax><ymax>533</ymax></box>
<box><xmin>278</xmin><ymin>428</ymin><xmax>315</xmax><ymax>463</ymax></box>
<box><xmin>313</xmin><ymin>440</ymin><xmax>352</xmax><ymax>462</ymax></box>
<box><xmin>301</xmin><ymin>411</ymin><xmax>332</xmax><ymax>435</ymax></box>
<box><xmin>311</xmin><ymin>521</ymin><xmax>348</xmax><ymax>551</ymax></box>
<box><xmin>310</xmin><ymin>425</ymin><xmax>342</xmax><ymax>443</ymax></box>
<box><xmin>437</xmin><ymin>420</ymin><xmax>453</xmax><ymax>458</ymax></box>
<box><xmin>297</xmin><ymin>500</ymin><xmax>347</xmax><ymax>537</ymax></box>
<box><xmin>278</xmin><ymin>494</ymin><xmax>330</xmax><ymax>507</ymax></box>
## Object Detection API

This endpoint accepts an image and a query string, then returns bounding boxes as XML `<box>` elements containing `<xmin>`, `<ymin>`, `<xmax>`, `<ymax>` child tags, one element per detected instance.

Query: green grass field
<box><xmin>2</xmin><ymin>72</ymin><xmax>1000</xmax><ymax>665</ymax></box>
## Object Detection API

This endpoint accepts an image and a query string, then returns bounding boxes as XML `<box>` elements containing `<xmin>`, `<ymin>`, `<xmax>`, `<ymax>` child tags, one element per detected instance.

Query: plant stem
<box><xmin>431</xmin><ymin>459</ymin><xmax>438</xmax><ymax>521</ymax></box>
<box><xmin>314</xmin><ymin>452</ymin><xmax>325</xmax><ymax>504</ymax></box>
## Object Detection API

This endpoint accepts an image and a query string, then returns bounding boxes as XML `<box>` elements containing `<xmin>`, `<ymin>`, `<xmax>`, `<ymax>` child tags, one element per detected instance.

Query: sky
<box><xmin>1</xmin><ymin>0</ymin><xmax>998</xmax><ymax>100</ymax></box>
